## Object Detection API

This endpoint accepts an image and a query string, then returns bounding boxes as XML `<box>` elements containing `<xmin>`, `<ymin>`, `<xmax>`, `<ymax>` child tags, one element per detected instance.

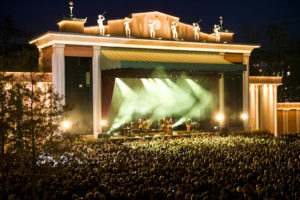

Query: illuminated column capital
<box><xmin>243</xmin><ymin>53</ymin><xmax>250</xmax><ymax>59</ymax></box>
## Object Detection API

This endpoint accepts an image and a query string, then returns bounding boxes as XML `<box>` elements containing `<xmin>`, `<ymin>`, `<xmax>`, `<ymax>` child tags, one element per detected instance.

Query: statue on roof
<box><xmin>124</xmin><ymin>17</ymin><xmax>131</xmax><ymax>37</ymax></box>
<box><xmin>192</xmin><ymin>23</ymin><xmax>200</xmax><ymax>41</ymax></box>
<box><xmin>171</xmin><ymin>21</ymin><xmax>178</xmax><ymax>40</ymax></box>
<box><xmin>98</xmin><ymin>15</ymin><xmax>105</xmax><ymax>35</ymax></box>
<box><xmin>149</xmin><ymin>20</ymin><xmax>156</xmax><ymax>39</ymax></box>
<box><xmin>214</xmin><ymin>24</ymin><xmax>220</xmax><ymax>42</ymax></box>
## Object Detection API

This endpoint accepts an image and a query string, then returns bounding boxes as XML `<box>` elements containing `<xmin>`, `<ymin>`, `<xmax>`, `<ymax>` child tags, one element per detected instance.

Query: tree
<box><xmin>21</xmin><ymin>75</ymin><xmax>63</xmax><ymax>200</ymax></box>
<box><xmin>0</xmin><ymin>73</ymin><xmax>12</xmax><ymax>156</ymax></box>
<box><xmin>0</xmin><ymin>73</ymin><xmax>63</xmax><ymax>199</ymax></box>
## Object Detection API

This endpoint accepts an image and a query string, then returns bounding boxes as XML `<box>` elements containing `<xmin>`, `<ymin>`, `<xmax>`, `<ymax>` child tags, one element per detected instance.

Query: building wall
<box><xmin>277</xmin><ymin>110</ymin><xmax>283</xmax><ymax>134</ymax></box>
<box><xmin>249</xmin><ymin>77</ymin><xmax>281</xmax><ymax>136</ymax></box>
<box><xmin>277</xmin><ymin>103</ymin><xmax>300</xmax><ymax>135</ymax></box>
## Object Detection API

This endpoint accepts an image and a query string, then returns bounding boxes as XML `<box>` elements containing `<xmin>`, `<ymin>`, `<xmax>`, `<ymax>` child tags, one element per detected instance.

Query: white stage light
<box><xmin>61</xmin><ymin>120</ymin><xmax>71</xmax><ymax>129</ymax></box>
<box><xmin>101</xmin><ymin>120</ymin><xmax>107</xmax><ymax>126</ymax></box>
<box><xmin>215</xmin><ymin>113</ymin><xmax>224</xmax><ymax>122</ymax></box>
<box><xmin>240</xmin><ymin>113</ymin><xmax>248</xmax><ymax>120</ymax></box>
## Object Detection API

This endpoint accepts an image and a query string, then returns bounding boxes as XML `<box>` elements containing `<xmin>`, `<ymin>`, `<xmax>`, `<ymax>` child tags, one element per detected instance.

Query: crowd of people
<box><xmin>1</xmin><ymin>134</ymin><xmax>299</xmax><ymax>200</ymax></box>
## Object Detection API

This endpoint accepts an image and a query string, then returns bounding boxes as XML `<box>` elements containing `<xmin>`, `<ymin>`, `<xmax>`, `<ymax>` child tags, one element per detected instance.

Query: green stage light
<box><xmin>116</xmin><ymin>78</ymin><xmax>136</xmax><ymax>97</ymax></box>
<box><xmin>108</xmin><ymin>75</ymin><xmax>213</xmax><ymax>132</ymax></box>
<box><xmin>172</xmin><ymin>117</ymin><xmax>187</xmax><ymax>128</ymax></box>
<box><xmin>185</xmin><ymin>79</ymin><xmax>212</xmax><ymax>119</ymax></box>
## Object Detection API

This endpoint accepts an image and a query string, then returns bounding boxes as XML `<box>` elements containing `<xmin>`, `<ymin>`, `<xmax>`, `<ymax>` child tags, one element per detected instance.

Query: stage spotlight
<box><xmin>100</xmin><ymin>120</ymin><xmax>107</xmax><ymax>126</ymax></box>
<box><xmin>240</xmin><ymin>113</ymin><xmax>248</xmax><ymax>120</ymax></box>
<box><xmin>215</xmin><ymin>113</ymin><xmax>224</xmax><ymax>122</ymax></box>
<box><xmin>61</xmin><ymin>120</ymin><xmax>71</xmax><ymax>129</ymax></box>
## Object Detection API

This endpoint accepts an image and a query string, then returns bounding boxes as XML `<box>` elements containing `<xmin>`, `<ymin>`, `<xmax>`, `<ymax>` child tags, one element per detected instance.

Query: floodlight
<box><xmin>215</xmin><ymin>113</ymin><xmax>224</xmax><ymax>122</ymax></box>
<box><xmin>61</xmin><ymin>120</ymin><xmax>71</xmax><ymax>129</ymax></box>
<box><xmin>100</xmin><ymin>120</ymin><xmax>107</xmax><ymax>126</ymax></box>
<box><xmin>240</xmin><ymin>113</ymin><xmax>248</xmax><ymax>120</ymax></box>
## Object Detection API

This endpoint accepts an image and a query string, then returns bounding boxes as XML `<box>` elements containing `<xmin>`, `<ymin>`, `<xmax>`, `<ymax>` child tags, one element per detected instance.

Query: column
<box><xmin>242</xmin><ymin>54</ymin><xmax>250</xmax><ymax>129</ymax></box>
<box><xmin>283</xmin><ymin>110</ymin><xmax>288</xmax><ymax>134</ymax></box>
<box><xmin>249</xmin><ymin>84</ymin><xmax>260</xmax><ymax>130</ymax></box>
<box><xmin>255</xmin><ymin>85</ymin><xmax>259</xmax><ymax>129</ymax></box>
<box><xmin>282</xmin><ymin>110</ymin><xmax>286</xmax><ymax>134</ymax></box>
<box><xmin>93</xmin><ymin>46</ymin><xmax>102</xmax><ymax>138</ymax></box>
<box><xmin>267</xmin><ymin>85</ymin><xmax>275</xmax><ymax>134</ymax></box>
<box><xmin>219</xmin><ymin>73</ymin><xmax>224</xmax><ymax>127</ymax></box>
<box><xmin>274</xmin><ymin>86</ymin><xmax>278</xmax><ymax>137</ymax></box>
<box><xmin>296</xmin><ymin>110</ymin><xmax>300</xmax><ymax>133</ymax></box>
<box><xmin>52</xmin><ymin>44</ymin><xmax>65</xmax><ymax>104</ymax></box>
<box><xmin>38</xmin><ymin>48</ymin><xmax>43</xmax><ymax>72</ymax></box>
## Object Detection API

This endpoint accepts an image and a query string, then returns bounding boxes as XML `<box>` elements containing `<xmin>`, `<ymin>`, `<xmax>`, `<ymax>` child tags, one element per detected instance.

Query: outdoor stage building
<box><xmin>26</xmin><ymin>11</ymin><xmax>299</xmax><ymax>137</ymax></box>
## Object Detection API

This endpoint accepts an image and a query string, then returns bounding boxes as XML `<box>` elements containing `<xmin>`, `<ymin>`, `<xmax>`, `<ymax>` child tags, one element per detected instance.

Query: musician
<box><xmin>138</xmin><ymin>119</ymin><xmax>143</xmax><ymax>132</ymax></box>
<box><xmin>186</xmin><ymin>118</ymin><xmax>191</xmax><ymax>132</ymax></box>
<box><xmin>167</xmin><ymin>118</ymin><xmax>174</xmax><ymax>134</ymax></box>
<box><xmin>143</xmin><ymin>119</ymin><xmax>151</xmax><ymax>133</ymax></box>
<box><xmin>160</xmin><ymin>118</ymin><xmax>166</xmax><ymax>131</ymax></box>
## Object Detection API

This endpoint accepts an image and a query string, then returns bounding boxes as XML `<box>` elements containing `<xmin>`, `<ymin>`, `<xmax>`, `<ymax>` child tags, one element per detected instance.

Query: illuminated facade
<box><xmin>249</xmin><ymin>77</ymin><xmax>281</xmax><ymax>136</ymax></box>
<box><xmin>277</xmin><ymin>103</ymin><xmax>300</xmax><ymax>134</ymax></box>
<box><xmin>28</xmin><ymin>11</ymin><xmax>293</xmax><ymax>138</ymax></box>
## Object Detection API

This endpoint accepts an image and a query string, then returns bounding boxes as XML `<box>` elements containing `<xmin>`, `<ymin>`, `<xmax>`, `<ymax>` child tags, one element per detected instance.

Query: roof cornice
<box><xmin>30</xmin><ymin>31</ymin><xmax>260</xmax><ymax>54</ymax></box>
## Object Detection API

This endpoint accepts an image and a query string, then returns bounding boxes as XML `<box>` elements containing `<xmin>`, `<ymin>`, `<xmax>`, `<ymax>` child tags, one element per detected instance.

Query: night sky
<box><xmin>1</xmin><ymin>0</ymin><xmax>300</xmax><ymax>41</ymax></box>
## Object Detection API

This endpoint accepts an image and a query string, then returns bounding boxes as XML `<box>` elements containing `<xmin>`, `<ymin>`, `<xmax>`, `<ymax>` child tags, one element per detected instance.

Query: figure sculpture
<box><xmin>192</xmin><ymin>23</ymin><xmax>200</xmax><ymax>41</ymax></box>
<box><xmin>214</xmin><ymin>24</ymin><xmax>221</xmax><ymax>42</ymax></box>
<box><xmin>124</xmin><ymin>17</ymin><xmax>131</xmax><ymax>37</ymax></box>
<box><xmin>149</xmin><ymin>20</ymin><xmax>156</xmax><ymax>39</ymax></box>
<box><xmin>98</xmin><ymin>15</ymin><xmax>105</xmax><ymax>35</ymax></box>
<box><xmin>171</xmin><ymin>21</ymin><xmax>178</xmax><ymax>40</ymax></box>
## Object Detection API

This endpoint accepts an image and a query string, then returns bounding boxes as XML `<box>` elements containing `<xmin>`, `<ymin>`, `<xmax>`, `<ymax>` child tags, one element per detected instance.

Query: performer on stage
<box><xmin>160</xmin><ymin>118</ymin><xmax>166</xmax><ymax>130</ymax></box>
<box><xmin>160</xmin><ymin>117</ymin><xmax>168</xmax><ymax>135</ymax></box>
<box><xmin>138</xmin><ymin>119</ymin><xmax>143</xmax><ymax>132</ymax></box>
<box><xmin>167</xmin><ymin>118</ymin><xmax>174</xmax><ymax>134</ymax></box>
<box><xmin>186</xmin><ymin>118</ymin><xmax>191</xmax><ymax>132</ymax></box>
<box><xmin>143</xmin><ymin>119</ymin><xmax>151</xmax><ymax>133</ymax></box>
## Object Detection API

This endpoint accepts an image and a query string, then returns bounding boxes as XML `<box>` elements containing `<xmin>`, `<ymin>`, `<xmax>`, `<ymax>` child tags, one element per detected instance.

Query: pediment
<box><xmin>58</xmin><ymin>11</ymin><xmax>233</xmax><ymax>43</ymax></box>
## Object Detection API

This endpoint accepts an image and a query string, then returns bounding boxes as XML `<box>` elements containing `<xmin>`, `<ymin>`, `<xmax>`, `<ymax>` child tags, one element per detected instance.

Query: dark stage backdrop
<box><xmin>224</xmin><ymin>74</ymin><xmax>243</xmax><ymax>128</ymax></box>
<box><xmin>65</xmin><ymin>57</ymin><xmax>93</xmax><ymax>134</ymax></box>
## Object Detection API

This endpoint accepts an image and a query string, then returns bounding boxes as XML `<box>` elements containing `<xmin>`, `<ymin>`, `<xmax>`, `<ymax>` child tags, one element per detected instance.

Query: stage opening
<box><xmin>106</xmin><ymin>77</ymin><xmax>216</xmax><ymax>134</ymax></box>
